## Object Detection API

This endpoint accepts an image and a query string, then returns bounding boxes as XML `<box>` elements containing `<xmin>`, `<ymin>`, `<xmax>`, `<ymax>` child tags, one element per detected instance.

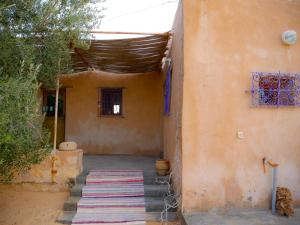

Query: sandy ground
<box><xmin>0</xmin><ymin>186</ymin><xmax>179</xmax><ymax>225</ymax></box>
<box><xmin>0</xmin><ymin>186</ymin><xmax>68</xmax><ymax>225</ymax></box>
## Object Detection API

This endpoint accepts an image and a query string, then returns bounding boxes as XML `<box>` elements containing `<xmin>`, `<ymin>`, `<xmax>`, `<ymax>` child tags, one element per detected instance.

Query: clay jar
<box><xmin>155</xmin><ymin>159</ymin><xmax>170</xmax><ymax>176</ymax></box>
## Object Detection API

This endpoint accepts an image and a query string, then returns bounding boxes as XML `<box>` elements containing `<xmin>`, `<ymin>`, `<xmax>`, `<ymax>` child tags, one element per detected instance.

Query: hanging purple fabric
<box><xmin>164</xmin><ymin>64</ymin><xmax>172</xmax><ymax>116</ymax></box>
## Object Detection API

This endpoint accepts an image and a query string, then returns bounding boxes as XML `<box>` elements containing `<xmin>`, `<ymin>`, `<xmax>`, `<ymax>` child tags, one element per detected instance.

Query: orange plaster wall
<box><xmin>182</xmin><ymin>0</ymin><xmax>300</xmax><ymax>212</ymax></box>
<box><xmin>60</xmin><ymin>71</ymin><xmax>163</xmax><ymax>156</ymax></box>
<box><xmin>13</xmin><ymin>149</ymin><xmax>83</xmax><ymax>190</ymax></box>
<box><xmin>163</xmin><ymin>1</ymin><xmax>183</xmax><ymax>199</ymax></box>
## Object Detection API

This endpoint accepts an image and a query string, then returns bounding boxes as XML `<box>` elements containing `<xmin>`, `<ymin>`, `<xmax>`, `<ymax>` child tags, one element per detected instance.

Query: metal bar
<box><xmin>277</xmin><ymin>71</ymin><xmax>281</xmax><ymax>105</ymax></box>
<box><xmin>251</xmin><ymin>72</ymin><xmax>255</xmax><ymax>105</ymax></box>
<box><xmin>271</xmin><ymin>167</ymin><xmax>278</xmax><ymax>214</ymax></box>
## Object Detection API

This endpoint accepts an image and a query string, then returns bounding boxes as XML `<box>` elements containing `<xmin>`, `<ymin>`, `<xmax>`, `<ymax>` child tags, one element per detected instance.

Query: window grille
<box><xmin>251</xmin><ymin>72</ymin><xmax>300</xmax><ymax>106</ymax></box>
<box><xmin>100</xmin><ymin>88</ymin><xmax>123</xmax><ymax>116</ymax></box>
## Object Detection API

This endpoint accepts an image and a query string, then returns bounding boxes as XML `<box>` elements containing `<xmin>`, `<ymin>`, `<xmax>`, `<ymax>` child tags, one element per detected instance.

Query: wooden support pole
<box><xmin>53</xmin><ymin>78</ymin><xmax>60</xmax><ymax>151</ymax></box>
<box><xmin>90</xmin><ymin>30</ymin><xmax>170</xmax><ymax>37</ymax></box>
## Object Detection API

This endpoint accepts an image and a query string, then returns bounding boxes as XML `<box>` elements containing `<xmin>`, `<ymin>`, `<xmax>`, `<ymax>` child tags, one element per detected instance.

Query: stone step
<box><xmin>76</xmin><ymin>172</ymin><xmax>170</xmax><ymax>185</ymax></box>
<box><xmin>70</xmin><ymin>184</ymin><xmax>170</xmax><ymax>197</ymax></box>
<box><xmin>63</xmin><ymin>196</ymin><xmax>177</xmax><ymax>212</ymax></box>
<box><xmin>56</xmin><ymin>211</ymin><xmax>178</xmax><ymax>224</ymax></box>
<box><xmin>81</xmin><ymin>170</ymin><xmax>160</xmax><ymax>176</ymax></box>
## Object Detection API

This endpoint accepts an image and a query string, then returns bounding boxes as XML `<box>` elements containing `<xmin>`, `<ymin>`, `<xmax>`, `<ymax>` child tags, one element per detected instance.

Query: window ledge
<box><xmin>99</xmin><ymin>115</ymin><xmax>125</xmax><ymax>118</ymax></box>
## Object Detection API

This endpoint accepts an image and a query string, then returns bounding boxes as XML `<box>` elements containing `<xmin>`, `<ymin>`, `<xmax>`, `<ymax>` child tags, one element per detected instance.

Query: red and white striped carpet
<box><xmin>71</xmin><ymin>170</ymin><xmax>146</xmax><ymax>225</ymax></box>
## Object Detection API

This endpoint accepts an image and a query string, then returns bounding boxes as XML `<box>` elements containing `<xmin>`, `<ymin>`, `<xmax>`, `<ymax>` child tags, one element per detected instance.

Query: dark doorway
<box><xmin>42</xmin><ymin>89</ymin><xmax>66</xmax><ymax>147</ymax></box>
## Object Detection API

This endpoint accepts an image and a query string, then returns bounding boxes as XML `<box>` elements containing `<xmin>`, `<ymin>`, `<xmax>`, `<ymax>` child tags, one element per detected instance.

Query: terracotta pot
<box><xmin>156</xmin><ymin>169</ymin><xmax>168</xmax><ymax>176</ymax></box>
<box><xmin>156</xmin><ymin>159</ymin><xmax>169</xmax><ymax>176</ymax></box>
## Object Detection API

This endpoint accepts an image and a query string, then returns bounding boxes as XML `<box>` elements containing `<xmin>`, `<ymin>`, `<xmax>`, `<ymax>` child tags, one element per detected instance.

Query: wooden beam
<box><xmin>84</xmin><ymin>51</ymin><xmax>166</xmax><ymax>58</ymax></box>
<box><xmin>90</xmin><ymin>43</ymin><xmax>168</xmax><ymax>51</ymax></box>
<box><xmin>90</xmin><ymin>42</ymin><xmax>168</xmax><ymax>51</ymax></box>
<box><xmin>90</xmin><ymin>30</ymin><xmax>170</xmax><ymax>37</ymax></box>
<box><xmin>74</xmin><ymin>48</ymin><xmax>93</xmax><ymax>69</ymax></box>
<box><xmin>91</xmin><ymin>36</ymin><xmax>168</xmax><ymax>44</ymax></box>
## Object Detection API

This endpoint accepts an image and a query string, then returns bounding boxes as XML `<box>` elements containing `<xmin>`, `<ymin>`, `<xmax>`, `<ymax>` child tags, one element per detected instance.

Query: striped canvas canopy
<box><xmin>72</xmin><ymin>33</ymin><xmax>170</xmax><ymax>74</ymax></box>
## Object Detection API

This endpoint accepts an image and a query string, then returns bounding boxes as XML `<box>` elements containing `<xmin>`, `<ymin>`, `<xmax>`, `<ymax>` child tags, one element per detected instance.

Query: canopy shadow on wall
<box><xmin>72</xmin><ymin>32</ymin><xmax>170</xmax><ymax>74</ymax></box>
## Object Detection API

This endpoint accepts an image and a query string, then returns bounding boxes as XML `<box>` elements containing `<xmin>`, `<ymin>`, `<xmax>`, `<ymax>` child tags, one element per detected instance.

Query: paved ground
<box><xmin>183</xmin><ymin>209</ymin><xmax>300</xmax><ymax>225</ymax></box>
<box><xmin>83</xmin><ymin>154</ymin><xmax>158</xmax><ymax>172</ymax></box>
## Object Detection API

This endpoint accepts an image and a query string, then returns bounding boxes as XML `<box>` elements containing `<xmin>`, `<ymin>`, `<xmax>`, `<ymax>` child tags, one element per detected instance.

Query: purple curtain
<box><xmin>164</xmin><ymin>65</ymin><xmax>172</xmax><ymax>115</ymax></box>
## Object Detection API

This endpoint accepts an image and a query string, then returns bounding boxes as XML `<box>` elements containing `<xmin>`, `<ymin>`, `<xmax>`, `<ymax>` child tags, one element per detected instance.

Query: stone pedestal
<box><xmin>12</xmin><ymin>149</ymin><xmax>83</xmax><ymax>191</ymax></box>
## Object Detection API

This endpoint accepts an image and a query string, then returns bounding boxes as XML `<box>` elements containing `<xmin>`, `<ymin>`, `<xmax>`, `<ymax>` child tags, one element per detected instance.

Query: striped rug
<box><xmin>72</xmin><ymin>170</ymin><xmax>146</xmax><ymax>225</ymax></box>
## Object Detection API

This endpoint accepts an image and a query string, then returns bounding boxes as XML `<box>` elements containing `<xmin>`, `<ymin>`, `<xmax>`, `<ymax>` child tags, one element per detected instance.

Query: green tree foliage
<box><xmin>0</xmin><ymin>0</ymin><xmax>103</xmax><ymax>86</ymax></box>
<box><xmin>0</xmin><ymin>0</ymin><xmax>103</xmax><ymax>181</ymax></box>
<box><xmin>0</xmin><ymin>65</ymin><xmax>51</xmax><ymax>181</ymax></box>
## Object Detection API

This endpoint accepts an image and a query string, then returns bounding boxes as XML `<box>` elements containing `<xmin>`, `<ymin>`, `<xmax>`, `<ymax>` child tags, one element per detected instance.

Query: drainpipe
<box><xmin>263</xmin><ymin>158</ymin><xmax>279</xmax><ymax>214</ymax></box>
<box><xmin>271</xmin><ymin>166</ymin><xmax>278</xmax><ymax>214</ymax></box>
<box><xmin>268</xmin><ymin>160</ymin><xmax>279</xmax><ymax>214</ymax></box>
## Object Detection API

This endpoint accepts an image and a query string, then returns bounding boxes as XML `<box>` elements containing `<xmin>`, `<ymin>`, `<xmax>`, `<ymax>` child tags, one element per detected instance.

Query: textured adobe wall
<box><xmin>162</xmin><ymin>0</ymin><xmax>183</xmax><ymax>201</ymax></box>
<box><xmin>182</xmin><ymin>0</ymin><xmax>300</xmax><ymax>212</ymax></box>
<box><xmin>60</xmin><ymin>71</ymin><xmax>163</xmax><ymax>156</ymax></box>
<box><xmin>13</xmin><ymin>150</ymin><xmax>83</xmax><ymax>190</ymax></box>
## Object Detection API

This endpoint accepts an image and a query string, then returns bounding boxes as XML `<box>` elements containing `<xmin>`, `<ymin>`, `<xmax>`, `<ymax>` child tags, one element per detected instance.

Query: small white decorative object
<box><xmin>59</xmin><ymin>142</ymin><xmax>77</xmax><ymax>151</ymax></box>
<box><xmin>282</xmin><ymin>30</ymin><xmax>297</xmax><ymax>45</ymax></box>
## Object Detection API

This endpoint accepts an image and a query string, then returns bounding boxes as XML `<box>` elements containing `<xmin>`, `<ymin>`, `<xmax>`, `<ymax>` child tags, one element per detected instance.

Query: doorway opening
<box><xmin>42</xmin><ymin>88</ymin><xmax>66</xmax><ymax>147</ymax></box>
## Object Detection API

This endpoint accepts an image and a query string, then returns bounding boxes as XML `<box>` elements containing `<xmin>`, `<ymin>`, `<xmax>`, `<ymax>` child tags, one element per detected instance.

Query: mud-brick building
<box><xmin>42</xmin><ymin>0</ymin><xmax>300</xmax><ymax>216</ymax></box>
<box><xmin>166</xmin><ymin>0</ymin><xmax>300</xmax><ymax>213</ymax></box>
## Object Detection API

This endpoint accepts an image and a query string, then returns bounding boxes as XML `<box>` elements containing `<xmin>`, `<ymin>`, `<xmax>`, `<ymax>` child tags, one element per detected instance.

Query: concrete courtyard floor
<box><xmin>183</xmin><ymin>209</ymin><xmax>300</xmax><ymax>225</ymax></box>
<box><xmin>82</xmin><ymin>154</ymin><xmax>158</xmax><ymax>172</ymax></box>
